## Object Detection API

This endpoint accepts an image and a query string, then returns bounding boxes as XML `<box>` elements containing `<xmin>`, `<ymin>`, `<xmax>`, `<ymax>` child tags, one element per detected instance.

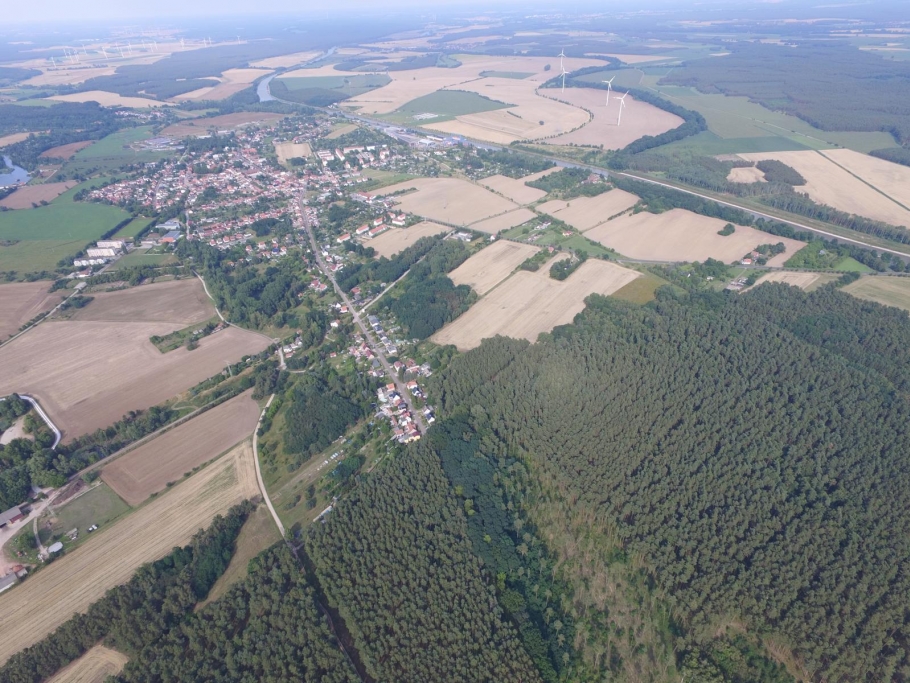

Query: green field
<box><xmin>39</xmin><ymin>483</ymin><xmax>131</xmax><ymax>549</ymax></box>
<box><xmin>110</xmin><ymin>249</ymin><xmax>177</xmax><ymax>270</ymax></box>
<box><xmin>62</xmin><ymin>127</ymin><xmax>171</xmax><ymax>175</ymax></box>
<box><xmin>277</xmin><ymin>74</ymin><xmax>391</xmax><ymax>93</ymax></box>
<box><xmin>382</xmin><ymin>90</ymin><xmax>511</xmax><ymax>125</ymax></box>
<box><xmin>610</xmin><ymin>270</ymin><xmax>668</xmax><ymax>304</ymax></box>
<box><xmin>111</xmin><ymin>216</ymin><xmax>154</xmax><ymax>239</ymax></box>
<box><xmin>834</xmin><ymin>256</ymin><xmax>874</xmax><ymax>273</ymax></box>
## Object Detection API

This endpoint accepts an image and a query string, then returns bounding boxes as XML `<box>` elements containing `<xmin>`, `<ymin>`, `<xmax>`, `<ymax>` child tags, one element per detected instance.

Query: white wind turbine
<box><xmin>51</xmin><ymin>56</ymin><xmax>57</xmax><ymax>68</ymax></box>
<box><xmin>101</xmin><ymin>46</ymin><xmax>108</xmax><ymax>59</ymax></box>
<box><xmin>615</xmin><ymin>91</ymin><xmax>629</xmax><ymax>126</ymax></box>
<box><xmin>561</xmin><ymin>65</ymin><xmax>568</xmax><ymax>94</ymax></box>
<box><xmin>558</xmin><ymin>47</ymin><xmax>566</xmax><ymax>72</ymax></box>
<box><xmin>602</xmin><ymin>76</ymin><xmax>615</xmax><ymax>106</ymax></box>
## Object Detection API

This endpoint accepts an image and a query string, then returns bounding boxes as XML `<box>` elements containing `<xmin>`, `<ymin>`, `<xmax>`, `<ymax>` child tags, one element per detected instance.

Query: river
<box><xmin>257</xmin><ymin>47</ymin><xmax>337</xmax><ymax>103</ymax></box>
<box><xmin>0</xmin><ymin>156</ymin><xmax>30</xmax><ymax>188</ymax></box>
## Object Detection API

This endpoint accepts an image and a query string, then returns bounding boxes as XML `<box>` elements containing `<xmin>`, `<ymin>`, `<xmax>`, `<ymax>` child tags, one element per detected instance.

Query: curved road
<box><xmin>253</xmin><ymin>394</ymin><xmax>285</xmax><ymax>537</ymax></box>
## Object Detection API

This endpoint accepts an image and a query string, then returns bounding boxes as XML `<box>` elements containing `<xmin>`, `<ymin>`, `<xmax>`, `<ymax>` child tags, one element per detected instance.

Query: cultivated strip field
<box><xmin>842</xmin><ymin>276</ymin><xmax>910</xmax><ymax>312</ymax></box>
<box><xmin>0</xmin><ymin>181</ymin><xmax>78</xmax><ymax>210</ymax></box>
<box><xmin>72</xmin><ymin>279</ymin><xmax>215</xmax><ymax>324</ymax></box>
<box><xmin>0</xmin><ymin>281</ymin><xmax>62</xmax><ymax>339</ymax></box>
<box><xmin>0</xmin><ymin>322</ymin><xmax>269</xmax><ymax>438</ymax></box>
<box><xmin>274</xmin><ymin>141</ymin><xmax>312</xmax><ymax>164</ymax></box>
<box><xmin>368</xmin><ymin>221</ymin><xmax>450</xmax><ymax>257</ymax></box>
<box><xmin>160</xmin><ymin>113</ymin><xmax>285</xmax><ymax>138</ymax></box>
<box><xmin>433</xmin><ymin>259</ymin><xmax>640</xmax><ymax>350</ymax></box>
<box><xmin>583</xmin><ymin>209</ymin><xmax>804</xmax><ymax>265</ymax></box>
<box><xmin>746</xmin><ymin>271</ymin><xmax>833</xmax><ymax>292</ymax></box>
<box><xmin>544</xmin><ymin>90</ymin><xmax>684</xmax><ymax>149</ymax></box>
<box><xmin>738</xmin><ymin>151</ymin><xmax>910</xmax><ymax>228</ymax></box>
<box><xmin>820</xmin><ymin>149</ymin><xmax>910</xmax><ymax>209</ymax></box>
<box><xmin>39</xmin><ymin>141</ymin><xmax>94</xmax><ymax>159</ymax></box>
<box><xmin>537</xmin><ymin>189</ymin><xmax>640</xmax><ymax>232</ymax></box>
<box><xmin>469</xmin><ymin>208</ymin><xmax>537</xmax><ymax>234</ymax></box>
<box><xmin>479</xmin><ymin>174</ymin><xmax>547</xmax><ymax>204</ymax></box>
<box><xmin>449</xmin><ymin>240</ymin><xmax>540</xmax><ymax>295</ymax></box>
<box><xmin>0</xmin><ymin>441</ymin><xmax>258</xmax><ymax>665</ymax></box>
<box><xmin>45</xmin><ymin>91</ymin><xmax>171</xmax><ymax>108</ymax></box>
<box><xmin>102</xmin><ymin>389</ymin><xmax>260</xmax><ymax>505</ymax></box>
<box><xmin>46</xmin><ymin>645</ymin><xmax>129</xmax><ymax>683</ymax></box>
<box><xmin>378</xmin><ymin>178</ymin><xmax>518</xmax><ymax>226</ymax></box>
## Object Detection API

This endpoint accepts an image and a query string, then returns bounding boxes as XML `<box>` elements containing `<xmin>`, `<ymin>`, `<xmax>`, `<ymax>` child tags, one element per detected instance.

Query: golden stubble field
<box><xmin>542</xmin><ymin>89</ymin><xmax>684</xmax><ymax>149</ymax></box>
<box><xmin>478</xmin><ymin>174</ymin><xmax>547</xmax><ymax>205</ymax></box>
<box><xmin>102</xmin><ymin>390</ymin><xmax>261</xmax><ymax>505</ymax></box>
<box><xmin>842</xmin><ymin>276</ymin><xmax>910</xmax><ymax>312</ymax></box>
<box><xmin>469</xmin><ymin>208</ymin><xmax>538</xmax><ymax>234</ymax></box>
<box><xmin>378</xmin><ymin>178</ymin><xmax>519</xmax><ymax>225</ymax></box>
<box><xmin>46</xmin><ymin>644</ymin><xmax>129</xmax><ymax>683</ymax></box>
<box><xmin>738</xmin><ymin>151</ymin><xmax>910</xmax><ymax>229</ymax></box>
<box><xmin>449</xmin><ymin>240</ymin><xmax>540</xmax><ymax>296</ymax></box>
<box><xmin>0</xmin><ymin>281</ymin><xmax>63</xmax><ymax>339</ymax></box>
<box><xmin>73</xmin><ymin>279</ymin><xmax>215</xmax><ymax>324</ymax></box>
<box><xmin>0</xmin><ymin>441</ymin><xmax>259</xmax><ymax>665</ymax></box>
<box><xmin>274</xmin><ymin>141</ymin><xmax>312</xmax><ymax>164</ymax></box>
<box><xmin>368</xmin><ymin>221</ymin><xmax>450</xmax><ymax>257</ymax></box>
<box><xmin>537</xmin><ymin>189</ymin><xmax>640</xmax><ymax>232</ymax></box>
<box><xmin>820</xmin><ymin>149</ymin><xmax>910</xmax><ymax>208</ymax></box>
<box><xmin>174</xmin><ymin>68</ymin><xmax>272</xmax><ymax>101</ymax></box>
<box><xmin>0</xmin><ymin>132</ymin><xmax>36</xmax><ymax>148</ymax></box>
<box><xmin>0</xmin><ymin>322</ymin><xmax>269</xmax><ymax>439</ymax></box>
<box><xmin>746</xmin><ymin>271</ymin><xmax>835</xmax><ymax>292</ymax></box>
<box><xmin>584</xmin><ymin>209</ymin><xmax>805</xmax><ymax>265</ymax></box>
<box><xmin>0</xmin><ymin>181</ymin><xmax>78</xmax><ymax>210</ymax></box>
<box><xmin>433</xmin><ymin>258</ymin><xmax>640</xmax><ymax>350</ymax></box>
<box><xmin>45</xmin><ymin>91</ymin><xmax>172</xmax><ymax>108</ymax></box>
<box><xmin>251</xmin><ymin>51</ymin><xmax>321</xmax><ymax>68</ymax></box>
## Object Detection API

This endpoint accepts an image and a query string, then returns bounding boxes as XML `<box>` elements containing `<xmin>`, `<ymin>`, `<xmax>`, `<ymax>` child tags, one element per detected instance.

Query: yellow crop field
<box><xmin>820</xmin><ymin>149</ymin><xmax>910</xmax><ymax>209</ymax></box>
<box><xmin>432</xmin><ymin>259</ymin><xmax>640</xmax><ymax>350</ymax></box>
<box><xmin>378</xmin><ymin>178</ymin><xmax>518</xmax><ymax>226</ymax></box>
<box><xmin>250</xmin><ymin>51</ymin><xmax>321</xmax><ymax>68</ymax></box>
<box><xmin>0</xmin><ymin>441</ymin><xmax>259</xmax><ymax>665</ymax></box>
<box><xmin>478</xmin><ymin>174</ymin><xmax>547</xmax><ymax>205</ymax></box>
<box><xmin>537</xmin><ymin>189</ymin><xmax>640</xmax><ymax>232</ymax></box>
<box><xmin>449</xmin><ymin>240</ymin><xmax>540</xmax><ymax>295</ymax></box>
<box><xmin>368</xmin><ymin>221</ymin><xmax>450</xmax><ymax>257</ymax></box>
<box><xmin>0</xmin><ymin>132</ymin><xmax>37</xmax><ymax>148</ymax></box>
<box><xmin>46</xmin><ymin>645</ymin><xmax>129</xmax><ymax>683</ymax></box>
<box><xmin>842</xmin><ymin>276</ymin><xmax>910</xmax><ymax>312</ymax></box>
<box><xmin>747</xmin><ymin>271</ymin><xmax>832</xmax><ymax>292</ymax></box>
<box><xmin>727</xmin><ymin>166</ymin><xmax>766</xmax><ymax>183</ymax></box>
<box><xmin>584</xmin><ymin>208</ymin><xmax>805</xmax><ymax>265</ymax></box>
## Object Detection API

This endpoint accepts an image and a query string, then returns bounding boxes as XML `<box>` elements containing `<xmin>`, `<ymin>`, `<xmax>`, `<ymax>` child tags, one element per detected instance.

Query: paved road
<box><xmin>296</xmin><ymin>191</ymin><xmax>427</xmax><ymax>434</ymax></box>
<box><xmin>253</xmin><ymin>394</ymin><xmax>285</xmax><ymax>537</ymax></box>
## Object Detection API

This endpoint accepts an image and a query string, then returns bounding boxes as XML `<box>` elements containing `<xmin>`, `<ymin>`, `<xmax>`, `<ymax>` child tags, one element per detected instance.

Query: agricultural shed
<box><xmin>0</xmin><ymin>506</ymin><xmax>24</xmax><ymax>527</ymax></box>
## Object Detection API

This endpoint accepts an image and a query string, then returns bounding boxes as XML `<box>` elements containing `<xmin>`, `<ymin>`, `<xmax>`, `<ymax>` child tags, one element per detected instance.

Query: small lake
<box><xmin>0</xmin><ymin>156</ymin><xmax>30</xmax><ymax>187</ymax></box>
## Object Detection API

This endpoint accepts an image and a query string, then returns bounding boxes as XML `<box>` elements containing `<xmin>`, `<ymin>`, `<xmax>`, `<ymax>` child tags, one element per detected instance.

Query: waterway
<box><xmin>257</xmin><ymin>47</ymin><xmax>336</xmax><ymax>103</ymax></box>
<box><xmin>0</xmin><ymin>156</ymin><xmax>30</xmax><ymax>187</ymax></box>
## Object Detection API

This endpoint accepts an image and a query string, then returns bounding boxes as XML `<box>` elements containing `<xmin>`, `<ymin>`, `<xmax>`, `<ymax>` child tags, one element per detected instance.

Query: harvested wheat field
<box><xmin>0</xmin><ymin>322</ymin><xmax>269</xmax><ymax>439</ymax></box>
<box><xmin>368</xmin><ymin>221</ymin><xmax>450</xmax><ymax>257</ymax></box>
<box><xmin>479</xmin><ymin>175</ymin><xmax>546</xmax><ymax>205</ymax></box>
<box><xmin>469</xmin><ymin>208</ymin><xmax>537</xmax><ymax>234</ymax></box>
<box><xmin>0</xmin><ymin>181</ymin><xmax>78</xmax><ymax>210</ymax></box>
<box><xmin>0</xmin><ymin>441</ymin><xmax>258</xmax><ymax>665</ymax></box>
<box><xmin>161</xmin><ymin>112</ymin><xmax>284</xmax><ymax>138</ymax></box>
<box><xmin>537</xmin><ymin>189</ymin><xmax>640</xmax><ymax>232</ymax></box>
<box><xmin>23</xmin><ymin>67</ymin><xmax>119</xmax><ymax>87</ymax></box>
<box><xmin>46</xmin><ymin>645</ymin><xmax>129</xmax><ymax>683</ymax></box>
<box><xmin>40</xmin><ymin>141</ymin><xmax>94</xmax><ymax>159</ymax></box>
<box><xmin>584</xmin><ymin>209</ymin><xmax>804</xmax><ymax>265</ymax></box>
<box><xmin>842</xmin><ymin>276</ymin><xmax>910</xmax><ymax>312</ymax></box>
<box><xmin>274</xmin><ymin>141</ymin><xmax>312</xmax><ymax>164</ymax></box>
<box><xmin>727</xmin><ymin>166</ymin><xmax>766</xmax><ymax>184</ymax></box>
<box><xmin>746</xmin><ymin>271</ymin><xmax>831</xmax><ymax>292</ymax></box>
<box><xmin>820</xmin><ymin>149</ymin><xmax>910</xmax><ymax>209</ymax></box>
<box><xmin>46</xmin><ymin>91</ymin><xmax>171</xmax><ymax>108</ymax></box>
<box><xmin>0</xmin><ymin>132</ymin><xmax>37</xmax><ymax>148</ymax></box>
<box><xmin>102</xmin><ymin>390</ymin><xmax>260</xmax><ymax>505</ymax></box>
<box><xmin>738</xmin><ymin>151</ymin><xmax>910</xmax><ymax>228</ymax></box>
<box><xmin>176</xmin><ymin>68</ymin><xmax>271</xmax><ymax>101</ymax></box>
<box><xmin>72</xmin><ymin>279</ymin><xmax>215</xmax><ymax>324</ymax></box>
<box><xmin>251</xmin><ymin>51</ymin><xmax>321</xmax><ymax>68</ymax></box>
<box><xmin>544</xmin><ymin>89</ymin><xmax>683</xmax><ymax>149</ymax></box>
<box><xmin>378</xmin><ymin>178</ymin><xmax>518</xmax><ymax>226</ymax></box>
<box><xmin>449</xmin><ymin>240</ymin><xmax>540</xmax><ymax>295</ymax></box>
<box><xmin>0</xmin><ymin>281</ymin><xmax>62</xmax><ymax>339</ymax></box>
<box><xmin>433</xmin><ymin>259</ymin><xmax>640</xmax><ymax>350</ymax></box>
<box><xmin>520</xmin><ymin>167</ymin><xmax>561</xmax><ymax>184</ymax></box>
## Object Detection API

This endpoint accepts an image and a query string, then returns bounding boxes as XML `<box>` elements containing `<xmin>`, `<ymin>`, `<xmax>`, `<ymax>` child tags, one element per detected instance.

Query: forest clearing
<box><xmin>738</xmin><ymin>150</ymin><xmax>910</xmax><ymax>228</ymax></box>
<box><xmin>584</xmin><ymin>209</ymin><xmax>805</xmax><ymax>265</ymax></box>
<box><xmin>0</xmin><ymin>281</ymin><xmax>63</xmax><ymax>339</ymax></box>
<box><xmin>537</xmin><ymin>189</ymin><xmax>640</xmax><ymax>232</ymax></box>
<box><xmin>478</xmin><ymin>174</ymin><xmax>547</xmax><ymax>205</ymax></box>
<box><xmin>842</xmin><ymin>275</ymin><xmax>910</xmax><ymax>312</ymax></box>
<box><xmin>432</xmin><ymin>258</ymin><xmax>640</xmax><ymax>350</ymax></box>
<box><xmin>70</xmin><ymin>279</ymin><xmax>215</xmax><ymax>324</ymax></box>
<box><xmin>102</xmin><ymin>389</ymin><xmax>260</xmax><ymax>505</ymax></box>
<box><xmin>378</xmin><ymin>178</ymin><xmax>519</xmax><ymax>226</ymax></box>
<box><xmin>45</xmin><ymin>644</ymin><xmax>129</xmax><ymax>683</ymax></box>
<box><xmin>0</xmin><ymin>322</ymin><xmax>269</xmax><ymax>439</ymax></box>
<box><xmin>368</xmin><ymin>221</ymin><xmax>449</xmax><ymax>257</ymax></box>
<box><xmin>0</xmin><ymin>182</ymin><xmax>78</xmax><ymax>210</ymax></box>
<box><xmin>0</xmin><ymin>441</ymin><xmax>258</xmax><ymax>665</ymax></box>
<box><xmin>448</xmin><ymin>240</ymin><xmax>540</xmax><ymax>295</ymax></box>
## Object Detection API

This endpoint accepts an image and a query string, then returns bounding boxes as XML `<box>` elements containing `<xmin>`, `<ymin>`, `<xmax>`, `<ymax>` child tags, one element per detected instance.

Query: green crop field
<box><xmin>110</xmin><ymin>250</ymin><xmax>178</xmax><ymax>270</ymax></box>
<box><xmin>843</xmin><ymin>275</ymin><xmax>910</xmax><ymax>311</ymax></box>
<box><xmin>834</xmin><ymin>256</ymin><xmax>874</xmax><ymax>273</ymax></box>
<box><xmin>111</xmin><ymin>216</ymin><xmax>154</xmax><ymax>239</ymax></box>
<box><xmin>380</xmin><ymin>90</ymin><xmax>511</xmax><ymax>125</ymax></box>
<box><xmin>62</xmin><ymin>127</ymin><xmax>171</xmax><ymax>175</ymax></box>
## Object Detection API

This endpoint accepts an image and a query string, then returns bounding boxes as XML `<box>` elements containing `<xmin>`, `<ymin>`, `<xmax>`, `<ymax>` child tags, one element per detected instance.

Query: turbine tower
<box><xmin>558</xmin><ymin>47</ymin><xmax>566</xmax><ymax>72</ymax></box>
<box><xmin>101</xmin><ymin>46</ymin><xmax>108</xmax><ymax>59</ymax></box>
<box><xmin>602</xmin><ymin>76</ymin><xmax>615</xmax><ymax>106</ymax></box>
<box><xmin>615</xmin><ymin>91</ymin><xmax>629</xmax><ymax>126</ymax></box>
<box><xmin>561</xmin><ymin>66</ymin><xmax>567</xmax><ymax>95</ymax></box>
<box><xmin>51</xmin><ymin>56</ymin><xmax>56</xmax><ymax>68</ymax></box>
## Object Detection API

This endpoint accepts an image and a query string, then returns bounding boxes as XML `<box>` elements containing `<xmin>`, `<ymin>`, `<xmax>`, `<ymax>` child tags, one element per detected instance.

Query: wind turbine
<box><xmin>118</xmin><ymin>45</ymin><xmax>125</xmax><ymax>58</ymax></box>
<box><xmin>615</xmin><ymin>91</ymin><xmax>629</xmax><ymax>126</ymax></box>
<box><xmin>181</xmin><ymin>37</ymin><xmax>185</xmax><ymax>49</ymax></box>
<box><xmin>101</xmin><ymin>46</ymin><xmax>108</xmax><ymax>59</ymax></box>
<box><xmin>51</xmin><ymin>56</ymin><xmax>57</xmax><ymax>68</ymax></box>
<box><xmin>127</xmin><ymin>41</ymin><xmax>133</xmax><ymax>55</ymax></box>
<box><xmin>602</xmin><ymin>76</ymin><xmax>615</xmax><ymax>106</ymax></box>
<box><xmin>558</xmin><ymin>47</ymin><xmax>566</xmax><ymax>72</ymax></box>
<box><xmin>560</xmin><ymin>66</ymin><xmax>567</xmax><ymax>95</ymax></box>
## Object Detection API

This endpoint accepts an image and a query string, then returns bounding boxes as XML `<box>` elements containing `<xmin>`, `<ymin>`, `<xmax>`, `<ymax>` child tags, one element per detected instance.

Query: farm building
<box><xmin>0</xmin><ymin>574</ymin><xmax>18</xmax><ymax>595</ymax></box>
<box><xmin>47</xmin><ymin>542</ymin><xmax>63</xmax><ymax>554</ymax></box>
<box><xmin>95</xmin><ymin>240</ymin><xmax>126</xmax><ymax>250</ymax></box>
<box><xmin>0</xmin><ymin>506</ymin><xmax>24</xmax><ymax>528</ymax></box>
<box><xmin>86</xmin><ymin>247</ymin><xmax>120</xmax><ymax>259</ymax></box>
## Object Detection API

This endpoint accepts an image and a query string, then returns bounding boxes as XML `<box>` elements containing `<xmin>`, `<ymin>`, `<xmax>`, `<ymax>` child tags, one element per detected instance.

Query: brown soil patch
<box><xmin>46</xmin><ymin>91</ymin><xmax>171</xmax><ymax>108</ymax></box>
<box><xmin>102</xmin><ymin>390</ymin><xmax>260</xmax><ymax>505</ymax></box>
<box><xmin>72</xmin><ymin>279</ymin><xmax>215</xmax><ymax>324</ymax></box>
<box><xmin>39</xmin><ymin>141</ymin><xmax>94</xmax><ymax>160</ymax></box>
<box><xmin>0</xmin><ymin>441</ymin><xmax>258</xmax><ymax>665</ymax></box>
<box><xmin>46</xmin><ymin>644</ymin><xmax>129</xmax><ymax>683</ymax></box>
<box><xmin>449</xmin><ymin>240</ymin><xmax>540</xmax><ymax>295</ymax></box>
<box><xmin>0</xmin><ymin>322</ymin><xmax>270</xmax><ymax>440</ymax></box>
<box><xmin>0</xmin><ymin>281</ymin><xmax>63</xmax><ymax>339</ymax></box>
<box><xmin>378</xmin><ymin>177</ymin><xmax>519</xmax><ymax>226</ymax></box>
<box><xmin>0</xmin><ymin>181</ymin><xmax>77</xmax><ymax>210</ymax></box>
<box><xmin>478</xmin><ymin>175</ymin><xmax>547</xmax><ymax>205</ymax></box>
<box><xmin>433</xmin><ymin>259</ymin><xmax>640</xmax><ymax>350</ymax></box>
<box><xmin>537</xmin><ymin>189</ymin><xmax>640</xmax><ymax>232</ymax></box>
<box><xmin>367</xmin><ymin>221</ymin><xmax>450</xmax><ymax>258</ymax></box>
<box><xmin>469</xmin><ymin>208</ymin><xmax>538</xmax><ymax>234</ymax></box>
<box><xmin>584</xmin><ymin>209</ymin><xmax>805</xmax><ymax>265</ymax></box>
<box><xmin>160</xmin><ymin>112</ymin><xmax>284</xmax><ymax>138</ymax></box>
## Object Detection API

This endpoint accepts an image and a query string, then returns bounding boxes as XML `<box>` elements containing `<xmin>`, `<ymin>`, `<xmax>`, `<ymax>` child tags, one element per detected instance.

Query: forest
<box><xmin>335</xmin><ymin>234</ymin><xmax>441</xmax><ymax>292</ymax></box>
